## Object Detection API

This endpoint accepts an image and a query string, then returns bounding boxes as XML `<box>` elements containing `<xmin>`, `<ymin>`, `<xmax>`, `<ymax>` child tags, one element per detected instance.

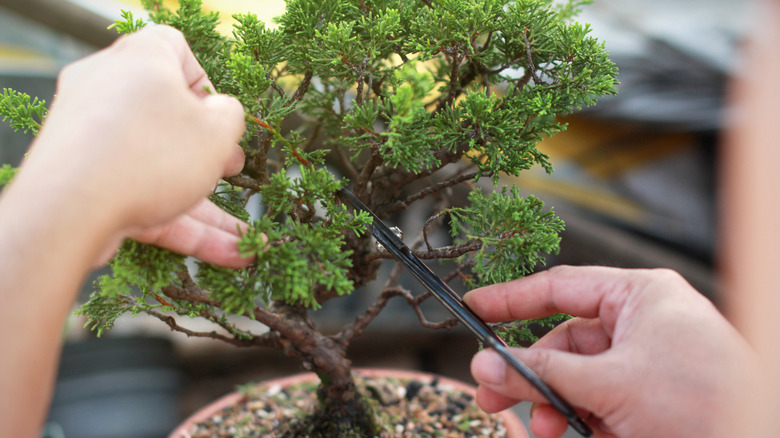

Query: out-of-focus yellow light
<box><xmin>114</xmin><ymin>0</ymin><xmax>287</xmax><ymax>31</ymax></box>
<box><xmin>0</xmin><ymin>44</ymin><xmax>58</xmax><ymax>74</ymax></box>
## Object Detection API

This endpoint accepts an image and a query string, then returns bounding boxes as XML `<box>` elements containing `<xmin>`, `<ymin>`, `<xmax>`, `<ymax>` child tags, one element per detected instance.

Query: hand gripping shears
<box><xmin>339</xmin><ymin>188</ymin><xmax>592</xmax><ymax>437</ymax></box>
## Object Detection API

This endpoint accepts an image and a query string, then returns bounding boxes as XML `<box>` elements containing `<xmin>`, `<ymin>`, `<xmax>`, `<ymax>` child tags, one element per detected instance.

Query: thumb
<box><xmin>471</xmin><ymin>347</ymin><xmax>617</xmax><ymax>415</ymax></box>
<box><xmin>200</xmin><ymin>93</ymin><xmax>246</xmax><ymax>176</ymax></box>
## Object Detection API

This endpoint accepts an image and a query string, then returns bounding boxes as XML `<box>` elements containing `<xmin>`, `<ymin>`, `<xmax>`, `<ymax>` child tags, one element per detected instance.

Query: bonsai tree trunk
<box><xmin>281</xmin><ymin>318</ymin><xmax>378</xmax><ymax>436</ymax></box>
<box><xmin>313</xmin><ymin>364</ymin><xmax>377</xmax><ymax>437</ymax></box>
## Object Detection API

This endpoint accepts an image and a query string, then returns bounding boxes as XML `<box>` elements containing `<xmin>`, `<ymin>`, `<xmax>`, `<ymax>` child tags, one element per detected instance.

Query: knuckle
<box><xmin>56</xmin><ymin>57</ymin><xmax>95</xmax><ymax>92</ymax></box>
<box><xmin>139</xmin><ymin>25</ymin><xmax>188</xmax><ymax>55</ymax></box>
<box><xmin>57</xmin><ymin>63</ymin><xmax>76</xmax><ymax>85</ymax></box>
<box><xmin>148</xmin><ymin>24</ymin><xmax>186</xmax><ymax>41</ymax></box>
<box><xmin>546</xmin><ymin>264</ymin><xmax>574</xmax><ymax>276</ymax></box>
<box><xmin>525</xmin><ymin>348</ymin><xmax>555</xmax><ymax>381</ymax></box>
<box><xmin>647</xmin><ymin>267</ymin><xmax>685</xmax><ymax>284</ymax></box>
<box><xmin>638</xmin><ymin>268</ymin><xmax>690</xmax><ymax>299</ymax></box>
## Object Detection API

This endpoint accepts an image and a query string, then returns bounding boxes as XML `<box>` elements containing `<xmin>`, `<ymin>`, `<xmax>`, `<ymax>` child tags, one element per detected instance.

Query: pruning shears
<box><xmin>246</xmin><ymin>112</ymin><xmax>591</xmax><ymax>436</ymax></box>
<box><xmin>339</xmin><ymin>187</ymin><xmax>593</xmax><ymax>438</ymax></box>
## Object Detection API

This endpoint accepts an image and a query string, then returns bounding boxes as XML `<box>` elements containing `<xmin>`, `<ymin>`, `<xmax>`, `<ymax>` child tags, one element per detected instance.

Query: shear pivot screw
<box><xmin>376</xmin><ymin>226</ymin><xmax>403</xmax><ymax>252</ymax></box>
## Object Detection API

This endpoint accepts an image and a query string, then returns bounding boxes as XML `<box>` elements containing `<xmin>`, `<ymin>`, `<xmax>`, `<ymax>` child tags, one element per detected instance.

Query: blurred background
<box><xmin>0</xmin><ymin>0</ymin><xmax>753</xmax><ymax>437</ymax></box>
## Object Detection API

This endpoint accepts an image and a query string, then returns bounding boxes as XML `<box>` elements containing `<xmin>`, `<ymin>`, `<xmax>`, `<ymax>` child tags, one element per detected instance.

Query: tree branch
<box><xmin>162</xmin><ymin>282</ymin><xmax>216</xmax><ymax>307</ymax></box>
<box><xmin>250</xmin><ymin>131</ymin><xmax>272</xmax><ymax>186</ymax></box>
<box><xmin>143</xmin><ymin>308</ymin><xmax>259</xmax><ymax>347</ymax></box>
<box><xmin>385</xmin><ymin>172</ymin><xmax>477</xmax><ymax>214</ymax></box>
<box><xmin>336</xmin><ymin>285</ymin><xmax>459</xmax><ymax>343</ymax></box>
<box><xmin>355</xmin><ymin>56</ymin><xmax>370</xmax><ymax>107</ymax></box>
<box><xmin>435</xmin><ymin>50</ymin><xmax>465</xmax><ymax>113</ymax></box>
<box><xmin>372</xmin><ymin>144</ymin><xmax>467</xmax><ymax>208</ymax></box>
<box><xmin>522</xmin><ymin>29</ymin><xmax>541</xmax><ymax>85</ymax></box>
<box><xmin>224</xmin><ymin>175</ymin><xmax>262</xmax><ymax>192</ymax></box>
<box><xmin>161</xmin><ymin>273</ymin><xmax>323</xmax><ymax>352</ymax></box>
<box><xmin>423</xmin><ymin>210</ymin><xmax>448</xmax><ymax>251</ymax></box>
<box><xmin>267</xmin><ymin>72</ymin><xmax>286</xmax><ymax>98</ymax></box>
<box><xmin>335</xmin><ymin>287</ymin><xmax>403</xmax><ymax>343</ymax></box>
<box><xmin>366</xmin><ymin>239</ymin><xmax>483</xmax><ymax>262</ymax></box>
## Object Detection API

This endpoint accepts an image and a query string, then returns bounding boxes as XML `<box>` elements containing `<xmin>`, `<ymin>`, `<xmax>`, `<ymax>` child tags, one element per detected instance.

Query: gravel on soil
<box><xmin>185</xmin><ymin>371</ymin><xmax>507</xmax><ymax>438</ymax></box>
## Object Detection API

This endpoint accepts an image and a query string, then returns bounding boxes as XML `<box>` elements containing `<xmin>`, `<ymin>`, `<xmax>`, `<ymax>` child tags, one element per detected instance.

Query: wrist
<box><xmin>0</xmin><ymin>154</ymin><xmax>119</xmax><ymax>277</ymax></box>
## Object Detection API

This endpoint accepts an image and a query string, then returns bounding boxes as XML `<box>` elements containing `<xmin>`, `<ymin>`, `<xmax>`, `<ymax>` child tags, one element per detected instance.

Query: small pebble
<box><xmin>266</xmin><ymin>384</ymin><xmax>282</xmax><ymax>396</ymax></box>
<box><xmin>405</xmin><ymin>380</ymin><xmax>423</xmax><ymax>400</ymax></box>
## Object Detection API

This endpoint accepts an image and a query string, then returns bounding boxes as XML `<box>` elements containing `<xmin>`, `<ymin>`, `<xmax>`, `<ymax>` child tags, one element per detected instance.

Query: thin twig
<box><xmin>435</xmin><ymin>51</ymin><xmax>465</xmax><ymax>113</ymax></box>
<box><xmin>334</xmin><ymin>143</ymin><xmax>360</xmax><ymax>181</ymax></box>
<box><xmin>285</xmin><ymin>71</ymin><xmax>314</xmax><ymax>109</ymax></box>
<box><xmin>423</xmin><ymin>211</ymin><xmax>448</xmax><ymax>251</ymax></box>
<box><xmin>522</xmin><ymin>29</ymin><xmax>541</xmax><ymax>85</ymax></box>
<box><xmin>393</xmin><ymin>44</ymin><xmax>409</xmax><ymax>63</ymax></box>
<box><xmin>301</xmin><ymin>124</ymin><xmax>323</xmax><ymax>153</ymax></box>
<box><xmin>442</xmin><ymin>262</ymin><xmax>471</xmax><ymax>284</ymax></box>
<box><xmin>354</xmin><ymin>147</ymin><xmax>383</xmax><ymax>200</ymax></box>
<box><xmin>267</xmin><ymin>72</ymin><xmax>285</xmax><ymax>98</ymax></box>
<box><xmin>383</xmin><ymin>261</ymin><xmax>406</xmax><ymax>290</ymax></box>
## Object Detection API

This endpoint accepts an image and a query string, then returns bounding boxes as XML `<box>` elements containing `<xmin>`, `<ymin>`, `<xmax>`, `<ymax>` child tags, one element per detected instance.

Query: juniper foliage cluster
<box><xmin>0</xmin><ymin>89</ymin><xmax>47</xmax><ymax>189</ymax></box>
<box><xmin>0</xmin><ymin>88</ymin><xmax>47</xmax><ymax>135</ymax></box>
<box><xmin>1</xmin><ymin>0</ymin><xmax>617</xmax><ymax>389</ymax></box>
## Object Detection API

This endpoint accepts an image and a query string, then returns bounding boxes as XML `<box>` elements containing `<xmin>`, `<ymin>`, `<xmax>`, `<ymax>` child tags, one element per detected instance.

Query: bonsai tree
<box><xmin>0</xmin><ymin>0</ymin><xmax>616</xmax><ymax>435</ymax></box>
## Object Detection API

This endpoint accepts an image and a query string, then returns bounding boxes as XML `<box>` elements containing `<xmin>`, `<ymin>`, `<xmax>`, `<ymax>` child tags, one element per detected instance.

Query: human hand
<box><xmin>465</xmin><ymin>265</ymin><xmax>757</xmax><ymax>438</ymax></box>
<box><xmin>94</xmin><ymin>199</ymin><xmax>251</xmax><ymax>269</ymax></box>
<box><xmin>21</xmin><ymin>25</ymin><xmax>248</xmax><ymax>266</ymax></box>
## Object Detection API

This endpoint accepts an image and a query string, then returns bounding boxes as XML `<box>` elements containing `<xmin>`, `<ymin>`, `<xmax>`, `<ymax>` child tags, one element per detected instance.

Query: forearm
<box><xmin>0</xmin><ymin>156</ymin><xmax>114</xmax><ymax>437</ymax></box>
<box><xmin>722</xmin><ymin>2</ymin><xmax>780</xmax><ymax>435</ymax></box>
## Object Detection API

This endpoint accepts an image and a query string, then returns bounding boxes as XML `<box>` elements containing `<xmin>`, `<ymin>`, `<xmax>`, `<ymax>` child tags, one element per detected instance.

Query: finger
<box><xmin>533</xmin><ymin>317</ymin><xmax>612</xmax><ymax>355</ymax></box>
<box><xmin>142</xmin><ymin>25</ymin><xmax>215</xmax><ymax>95</ymax></box>
<box><xmin>463</xmin><ymin>265</ymin><xmax>649</xmax><ymax>324</ymax></box>
<box><xmin>529</xmin><ymin>403</ymin><xmax>569</xmax><ymax>438</ymax></box>
<box><xmin>188</xmin><ymin>199</ymin><xmax>248</xmax><ymax>236</ymax></box>
<box><xmin>474</xmin><ymin>385</ymin><xmax>521</xmax><ymax>413</ymax></box>
<box><xmin>224</xmin><ymin>142</ymin><xmax>246</xmax><ymax>177</ymax></box>
<box><xmin>132</xmin><ymin>214</ymin><xmax>253</xmax><ymax>269</ymax></box>
<box><xmin>533</xmin><ymin>404</ymin><xmax>616</xmax><ymax>438</ymax></box>
<box><xmin>93</xmin><ymin>235</ymin><xmax>124</xmax><ymax>268</ymax></box>
<box><xmin>200</xmin><ymin>93</ymin><xmax>247</xmax><ymax>176</ymax></box>
<box><xmin>470</xmin><ymin>347</ymin><xmax>618</xmax><ymax>413</ymax></box>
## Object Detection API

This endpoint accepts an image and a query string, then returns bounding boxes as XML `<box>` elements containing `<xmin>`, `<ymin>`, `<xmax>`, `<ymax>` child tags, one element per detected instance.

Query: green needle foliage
<box><xmin>0</xmin><ymin>88</ymin><xmax>47</xmax><ymax>135</ymax></box>
<box><xmin>0</xmin><ymin>89</ymin><xmax>47</xmax><ymax>189</ymax></box>
<box><xmin>0</xmin><ymin>164</ymin><xmax>17</xmax><ymax>188</ymax></box>
<box><xmin>1</xmin><ymin>0</ymin><xmax>616</xmax><ymax>434</ymax></box>
<box><xmin>448</xmin><ymin>187</ymin><xmax>566</xmax><ymax>286</ymax></box>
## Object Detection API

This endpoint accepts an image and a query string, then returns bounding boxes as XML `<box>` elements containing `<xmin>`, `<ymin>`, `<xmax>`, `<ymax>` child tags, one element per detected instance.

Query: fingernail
<box><xmin>472</xmin><ymin>350</ymin><xmax>506</xmax><ymax>386</ymax></box>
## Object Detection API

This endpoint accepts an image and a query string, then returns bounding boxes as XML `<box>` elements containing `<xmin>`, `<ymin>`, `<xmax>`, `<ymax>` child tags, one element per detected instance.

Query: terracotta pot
<box><xmin>169</xmin><ymin>368</ymin><xmax>527</xmax><ymax>438</ymax></box>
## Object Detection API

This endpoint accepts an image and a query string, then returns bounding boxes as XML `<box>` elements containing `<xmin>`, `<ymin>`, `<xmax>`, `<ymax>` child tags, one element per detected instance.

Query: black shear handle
<box><xmin>339</xmin><ymin>188</ymin><xmax>592</xmax><ymax>437</ymax></box>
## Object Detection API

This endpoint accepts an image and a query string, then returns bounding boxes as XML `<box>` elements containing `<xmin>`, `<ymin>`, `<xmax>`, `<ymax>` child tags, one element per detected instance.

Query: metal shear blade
<box><xmin>339</xmin><ymin>188</ymin><xmax>592</xmax><ymax>437</ymax></box>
